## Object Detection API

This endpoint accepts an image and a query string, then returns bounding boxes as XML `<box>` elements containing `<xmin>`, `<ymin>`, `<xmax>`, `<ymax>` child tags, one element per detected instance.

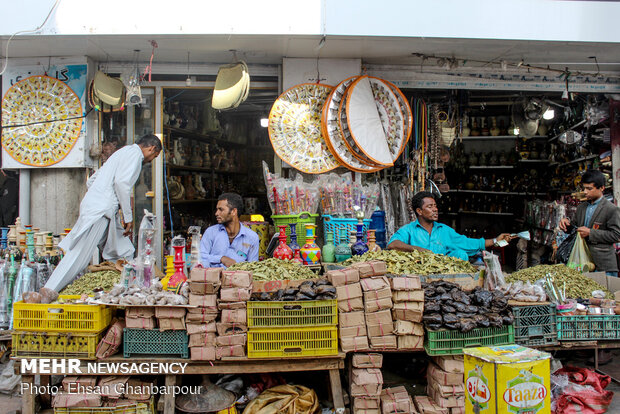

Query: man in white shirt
<box><xmin>45</xmin><ymin>135</ymin><xmax>161</xmax><ymax>292</ymax></box>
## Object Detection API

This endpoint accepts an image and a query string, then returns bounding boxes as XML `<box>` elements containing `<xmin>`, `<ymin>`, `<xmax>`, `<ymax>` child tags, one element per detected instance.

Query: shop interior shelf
<box><xmin>468</xmin><ymin>165</ymin><xmax>515</xmax><ymax>169</ymax></box>
<box><xmin>164</xmin><ymin>125</ymin><xmax>246</xmax><ymax>148</ymax></box>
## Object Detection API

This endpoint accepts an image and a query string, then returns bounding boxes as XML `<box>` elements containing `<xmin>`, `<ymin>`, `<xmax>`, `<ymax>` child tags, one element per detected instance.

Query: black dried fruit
<box><xmin>316</xmin><ymin>285</ymin><xmax>336</xmax><ymax>295</ymax></box>
<box><xmin>460</xmin><ymin>318</ymin><xmax>477</xmax><ymax>333</ymax></box>
<box><xmin>442</xmin><ymin>304</ymin><xmax>456</xmax><ymax>314</ymax></box>
<box><xmin>444</xmin><ymin>313</ymin><xmax>459</xmax><ymax>324</ymax></box>
<box><xmin>427</xmin><ymin>324</ymin><xmax>443</xmax><ymax>331</ymax></box>
<box><xmin>423</xmin><ymin>313</ymin><xmax>443</xmax><ymax>325</ymax></box>
<box><xmin>316</xmin><ymin>279</ymin><xmax>330</xmax><ymax>286</ymax></box>
<box><xmin>425</xmin><ymin>302</ymin><xmax>441</xmax><ymax>313</ymax></box>
<box><xmin>474</xmin><ymin>290</ymin><xmax>493</xmax><ymax>307</ymax></box>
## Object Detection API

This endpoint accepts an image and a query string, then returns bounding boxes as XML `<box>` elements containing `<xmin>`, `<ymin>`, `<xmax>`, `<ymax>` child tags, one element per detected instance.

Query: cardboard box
<box><xmin>189</xmin><ymin>293</ymin><xmax>218</xmax><ymax>308</ymax></box>
<box><xmin>125</xmin><ymin>316</ymin><xmax>156</xmax><ymax>330</ymax></box>
<box><xmin>428</xmin><ymin>362</ymin><xmax>462</xmax><ymax>386</ymax></box>
<box><xmin>327</xmin><ymin>268</ymin><xmax>360</xmax><ymax>286</ymax></box>
<box><xmin>340</xmin><ymin>336</ymin><xmax>369</xmax><ymax>353</ymax></box>
<box><xmin>190</xmin><ymin>281</ymin><xmax>220</xmax><ymax>295</ymax></box>
<box><xmin>216</xmin><ymin>333</ymin><xmax>247</xmax><ymax>347</ymax></box>
<box><xmin>98</xmin><ymin>376</ymin><xmax>130</xmax><ymax>398</ymax></box>
<box><xmin>336</xmin><ymin>282</ymin><xmax>363</xmax><ymax>301</ymax></box>
<box><xmin>364</xmin><ymin>296</ymin><xmax>393</xmax><ymax>313</ymax></box>
<box><xmin>394</xmin><ymin>320</ymin><xmax>424</xmax><ymax>336</ymax></box>
<box><xmin>216</xmin><ymin>322</ymin><xmax>248</xmax><ymax>336</ymax></box>
<box><xmin>360</xmin><ymin>277</ymin><xmax>390</xmax><ymax>292</ymax></box>
<box><xmin>222</xmin><ymin>270</ymin><xmax>253</xmax><ymax>288</ymax></box>
<box><xmin>389</xmin><ymin>275</ymin><xmax>422</xmax><ymax>291</ymax></box>
<box><xmin>392</xmin><ymin>308</ymin><xmax>423</xmax><ymax>323</ymax></box>
<box><xmin>125</xmin><ymin>379</ymin><xmax>153</xmax><ymax>401</ymax></box>
<box><xmin>449</xmin><ymin>408</ymin><xmax>465</xmax><ymax>414</ymax></box>
<box><xmin>464</xmin><ymin>345</ymin><xmax>551</xmax><ymax>414</ymax></box>
<box><xmin>350</xmin><ymin>383</ymin><xmax>382</xmax><ymax>398</ymax></box>
<box><xmin>338</xmin><ymin>297</ymin><xmax>364</xmax><ymax>312</ymax></box>
<box><xmin>125</xmin><ymin>307</ymin><xmax>155</xmax><ymax>318</ymax></box>
<box><xmin>218</xmin><ymin>301</ymin><xmax>247</xmax><ymax>310</ymax></box>
<box><xmin>221</xmin><ymin>309</ymin><xmax>247</xmax><ymax>324</ymax></box>
<box><xmin>158</xmin><ymin>317</ymin><xmax>186</xmax><ymax>331</ymax></box>
<box><xmin>352</xmin><ymin>408</ymin><xmax>380</xmax><ymax>414</ymax></box>
<box><xmin>339</xmin><ymin>311</ymin><xmax>366</xmax><ymax>328</ymax></box>
<box><xmin>351</xmin><ymin>260</ymin><xmax>388</xmax><ymax>278</ymax></box>
<box><xmin>190</xmin><ymin>267</ymin><xmax>222</xmax><ymax>283</ymax></box>
<box><xmin>432</xmin><ymin>355</ymin><xmax>464</xmax><ymax>374</ymax></box>
<box><xmin>392</xmin><ymin>290</ymin><xmax>424</xmax><ymax>302</ymax></box>
<box><xmin>186</xmin><ymin>321</ymin><xmax>216</xmax><ymax>335</ymax></box>
<box><xmin>369</xmin><ymin>335</ymin><xmax>397</xmax><ymax>349</ymax></box>
<box><xmin>155</xmin><ymin>307</ymin><xmax>186</xmax><ymax>319</ymax></box>
<box><xmin>186</xmin><ymin>311</ymin><xmax>219</xmax><ymax>323</ymax></box>
<box><xmin>381</xmin><ymin>386</ymin><xmax>414</xmax><ymax>414</ymax></box>
<box><xmin>397</xmin><ymin>335</ymin><xmax>424</xmax><ymax>350</ymax></box>
<box><xmin>367</xmin><ymin>323</ymin><xmax>394</xmax><ymax>337</ymax></box>
<box><xmin>352</xmin><ymin>353</ymin><xmax>383</xmax><ymax>368</ymax></box>
<box><xmin>427</xmin><ymin>385</ymin><xmax>465</xmax><ymax>409</ymax></box>
<box><xmin>365</xmin><ymin>309</ymin><xmax>392</xmax><ymax>326</ymax></box>
<box><xmin>340</xmin><ymin>325</ymin><xmax>368</xmax><ymax>338</ymax></box>
<box><xmin>53</xmin><ymin>392</ymin><xmax>101</xmax><ymax>408</ymax></box>
<box><xmin>251</xmin><ymin>278</ymin><xmax>319</xmax><ymax>293</ymax></box>
<box><xmin>61</xmin><ymin>376</ymin><xmax>97</xmax><ymax>391</ymax></box>
<box><xmin>363</xmin><ymin>287</ymin><xmax>392</xmax><ymax>301</ymax></box>
<box><xmin>351</xmin><ymin>368</ymin><xmax>383</xmax><ymax>392</ymax></box>
<box><xmin>352</xmin><ymin>397</ymin><xmax>380</xmax><ymax>409</ymax></box>
<box><xmin>419</xmin><ymin>272</ymin><xmax>483</xmax><ymax>291</ymax></box>
<box><xmin>216</xmin><ymin>345</ymin><xmax>246</xmax><ymax>358</ymax></box>
<box><xmin>584</xmin><ymin>271</ymin><xmax>620</xmax><ymax>298</ymax></box>
<box><xmin>190</xmin><ymin>346</ymin><xmax>217</xmax><ymax>361</ymax></box>
<box><xmin>414</xmin><ymin>396</ymin><xmax>449</xmax><ymax>414</ymax></box>
<box><xmin>393</xmin><ymin>301</ymin><xmax>424</xmax><ymax>312</ymax></box>
<box><xmin>427</xmin><ymin>381</ymin><xmax>464</xmax><ymax>398</ymax></box>
<box><xmin>188</xmin><ymin>332</ymin><xmax>216</xmax><ymax>347</ymax></box>
<box><xmin>220</xmin><ymin>287</ymin><xmax>252</xmax><ymax>302</ymax></box>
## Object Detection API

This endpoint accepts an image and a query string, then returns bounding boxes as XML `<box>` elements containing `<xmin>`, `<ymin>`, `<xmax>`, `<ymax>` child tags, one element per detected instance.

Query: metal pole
<box><xmin>18</xmin><ymin>169</ymin><xmax>30</xmax><ymax>226</ymax></box>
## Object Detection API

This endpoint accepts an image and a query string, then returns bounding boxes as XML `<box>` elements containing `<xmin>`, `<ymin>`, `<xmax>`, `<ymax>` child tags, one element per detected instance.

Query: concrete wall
<box><xmin>29</xmin><ymin>168</ymin><xmax>87</xmax><ymax>234</ymax></box>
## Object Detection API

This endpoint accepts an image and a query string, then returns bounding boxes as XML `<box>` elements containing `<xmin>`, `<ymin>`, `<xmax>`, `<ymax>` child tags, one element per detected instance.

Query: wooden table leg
<box><xmin>594</xmin><ymin>346</ymin><xmax>599</xmax><ymax>371</ymax></box>
<box><xmin>329</xmin><ymin>368</ymin><xmax>345</xmax><ymax>414</ymax></box>
<box><xmin>164</xmin><ymin>374</ymin><xmax>177</xmax><ymax>414</ymax></box>
<box><xmin>21</xmin><ymin>375</ymin><xmax>36</xmax><ymax>414</ymax></box>
<box><xmin>40</xmin><ymin>375</ymin><xmax>52</xmax><ymax>407</ymax></box>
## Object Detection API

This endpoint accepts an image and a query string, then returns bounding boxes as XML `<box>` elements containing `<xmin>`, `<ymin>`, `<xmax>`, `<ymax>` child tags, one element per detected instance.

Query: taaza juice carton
<box><xmin>464</xmin><ymin>345</ymin><xmax>551</xmax><ymax>414</ymax></box>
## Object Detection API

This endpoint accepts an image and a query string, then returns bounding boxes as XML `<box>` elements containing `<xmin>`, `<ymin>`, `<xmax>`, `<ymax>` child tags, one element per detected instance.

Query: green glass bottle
<box><xmin>322</xmin><ymin>232</ymin><xmax>336</xmax><ymax>263</ymax></box>
<box><xmin>334</xmin><ymin>228</ymin><xmax>352</xmax><ymax>263</ymax></box>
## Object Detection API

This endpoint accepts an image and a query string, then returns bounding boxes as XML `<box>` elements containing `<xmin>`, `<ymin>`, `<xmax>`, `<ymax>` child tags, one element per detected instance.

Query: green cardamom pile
<box><xmin>342</xmin><ymin>250</ymin><xmax>477</xmax><ymax>275</ymax></box>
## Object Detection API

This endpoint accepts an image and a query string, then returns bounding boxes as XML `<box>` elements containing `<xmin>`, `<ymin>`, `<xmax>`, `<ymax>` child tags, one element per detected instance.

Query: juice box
<box><xmin>463</xmin><ymin>345</ymin><xmax>551</xmax><ymax>414</ymax></box>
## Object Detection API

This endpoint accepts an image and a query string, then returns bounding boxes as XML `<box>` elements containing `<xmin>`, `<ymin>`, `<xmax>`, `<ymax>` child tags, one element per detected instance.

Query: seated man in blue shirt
<box><xmin>388</xmin><ymin>191</ymin><xmax>512</xmax><ymax>261</ymax></box>
<box><xmin>200</xmin><ymin>192</ymin><xmax>259</xmax><ymax>268</ymax></box>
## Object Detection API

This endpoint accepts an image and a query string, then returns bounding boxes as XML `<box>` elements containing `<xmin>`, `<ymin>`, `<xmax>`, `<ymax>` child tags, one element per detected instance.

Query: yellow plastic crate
<box><xmin>247</xmin><ymin>300</ymin><xmax>338</xmax><ymax>328</ymax></box>
<box><xmin>12</xmin><ymin>331</ymin><xmax>103</xmax><ymax>360</ymax></box>
<box><xmin>13</xmin><ymin>295</ymin><xmax>113</xmax><ymax>333</ymax></box>
<box><xmin>248</xmin><ymin>326</ymin><xmax>338</xmax><ymax>358</ymax></box>
<box><xmin>54</xmin><ymin>397</ymin><xmax>154</xmax><ymax>414</ymax></box>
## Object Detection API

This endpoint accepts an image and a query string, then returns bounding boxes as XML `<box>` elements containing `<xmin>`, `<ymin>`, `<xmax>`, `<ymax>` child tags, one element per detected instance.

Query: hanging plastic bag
<box><xmin>483</xmin><ymin>251</ymin><xmax>507</xmax><ymax>291</ymax></box>
<box><xmin>557</xmin><ymin>228</ymin><xmax>577</xmax><ymax>264</ymax></box>
<box><xmin>567</xmin><ymin>233</ymin><xmax>595</xmax><ymax>272</ymax></box>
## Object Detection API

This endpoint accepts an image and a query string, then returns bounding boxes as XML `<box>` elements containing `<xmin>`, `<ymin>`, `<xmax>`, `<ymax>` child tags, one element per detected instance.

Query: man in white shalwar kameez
<box><xmin>45</xmin><ymin>135</ymin><xmax>161</xmax><ymax>292</ymax></box>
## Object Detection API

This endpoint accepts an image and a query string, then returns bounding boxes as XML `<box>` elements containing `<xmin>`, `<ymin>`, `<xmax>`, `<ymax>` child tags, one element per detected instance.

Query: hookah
<box><xmin>26</xmin><ymin>230</ymin><xmax>35</xmax><ymax>262</ymax></box>
<box><xmin>188</xmin><ymin>226</ymin><xmax>202</xmax><ymax>269</ymax></box>
<box><xmin>351</xmin><ymin>206</ymin><xmax>369</xmax><ymax>256</ymax></box>
<box><xmin>6</xmin><ymin>254</ymin><xmax>16</xmax><ymax>317</ymax></box>
<box><xmin>135</xmin><ymin>210</ymin><xmax>157</xmax><ymax>288</ymax></box>
<box><xmin>168</xmin><ymin>235</ymin><xmax>188</xmax><ymax>293</ymax></box>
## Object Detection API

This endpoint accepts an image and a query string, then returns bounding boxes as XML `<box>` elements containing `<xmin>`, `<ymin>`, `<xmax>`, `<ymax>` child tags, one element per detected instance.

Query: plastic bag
<box><xmin>483</xmin><ymin>251</ymin><xmax>507</xmax><ymax>291</ymax></box>
<box><xmin>243</xmin><ymin>384</ymin><xmax>318</xmax><ymax>414</ymax></box>
<box><xmin>567</xmin><ymin>233</ymin><xmax>596</xmax><ymax>272</ymax></box>
<box><xmin>557</xmin><ymin>228</ymin><xmax>577</xmax><ymax>264</ymax></box>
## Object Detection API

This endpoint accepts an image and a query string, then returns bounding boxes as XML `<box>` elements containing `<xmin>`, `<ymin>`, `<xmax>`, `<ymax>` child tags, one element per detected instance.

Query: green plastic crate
<box><xmin>247</xmin><ymin>300</ymin><xmax>338</xmax><ymax>328</ymax></box>
<box><xmin>424</xmin><ymin>325</ymin><xmax>515</xmax><ymax>356</ymax></box>
<box><xmin>123</xmin><ymin>329</ymin><xmax>188</xmax><ymax>358</ymax></box>
<box><xmin>557</xmin><ymin>315</ymin><xmax>620</xmax><ymax>341</ymax></box>
<box><xmin>513</xmin><ymin>304</ymin><xmax>558</xmax><ymax>346</ymax></box>
<box><xmin>271</xmin><ymin>212</ymin><xmax>319</xmax><ymax>246</ymax></box>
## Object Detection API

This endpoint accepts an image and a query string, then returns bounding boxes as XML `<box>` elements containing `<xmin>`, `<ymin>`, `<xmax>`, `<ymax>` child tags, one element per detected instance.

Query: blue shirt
<box><xmin>199</xmin><ymin>224</ymin><xmax>259</xmax><ymax>268</ymax></box>
<box><xmin>584</xmin><ymin>196</ymin><xmax>603</xmax><ymax>228</ymax></box>
<box><xmin>389</xmin><ymin>220</ymin><xmax>485</xmax><ymax>260</ymax></box>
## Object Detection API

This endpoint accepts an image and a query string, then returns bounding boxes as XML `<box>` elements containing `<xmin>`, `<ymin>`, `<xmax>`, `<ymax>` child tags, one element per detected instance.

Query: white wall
<box><xmin>2</xmin><ymin>0</ymin><xmax>620</xmax><ymax>43</ymax></box>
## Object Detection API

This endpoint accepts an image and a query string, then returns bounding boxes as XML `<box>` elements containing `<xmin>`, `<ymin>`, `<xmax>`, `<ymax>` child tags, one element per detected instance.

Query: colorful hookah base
<box><xmin>301</xmin><ymin>244</ymin><xmax>321</xmax><ymax>265</ymax></box>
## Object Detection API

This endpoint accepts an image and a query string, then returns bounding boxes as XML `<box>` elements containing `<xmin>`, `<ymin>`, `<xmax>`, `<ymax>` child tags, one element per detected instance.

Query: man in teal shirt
<box><xmin>388</xmin><ymin>191</ymin><xmax>513</xmax><ymax>261</ymax></box>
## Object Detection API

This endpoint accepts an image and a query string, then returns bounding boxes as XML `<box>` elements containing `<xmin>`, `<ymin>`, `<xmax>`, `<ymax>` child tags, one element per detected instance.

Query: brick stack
<box><xmin>350</xmin><ymin>353</ymin><xmax>384</xmax><ymax>414</ymax></box>
<box><xmin>427</xmin><ymin>356</ymin><xmax>465</xmax><ymax>413</ymax></box>
<box><xmin>361</xmin><ymin>276</ymin><xmax>396</xmax><ymax>350</ymax></box>
<box><xmin>381</xmin><ymin>386</ymin><xmax>417</xmax><ymax>414</ymax></box>
<box><xmin>389</xmin><ymin>275</ymin><xmax>424</xmax><ymax>350</ymax></box>
<box><xmin>216</xmin><ymin>270</ymin><xmax>252</xmax><ymax>359</ymax></box>
<box><xmin>187</xmin><ymin>267</ymin><xmax>221</xmax><ymax>361</ymax></box>
<box><xmin>328</xmin><ymin>268</ymin><xmax>368</xmax><ymax>352</ymax></box>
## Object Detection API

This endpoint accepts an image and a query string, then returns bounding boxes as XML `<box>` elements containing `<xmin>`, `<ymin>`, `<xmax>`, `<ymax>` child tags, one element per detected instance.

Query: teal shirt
<box><xmin>389</xmin><ymin>221</ymin><xmax>486</xmax><ymax>260</ymax></box>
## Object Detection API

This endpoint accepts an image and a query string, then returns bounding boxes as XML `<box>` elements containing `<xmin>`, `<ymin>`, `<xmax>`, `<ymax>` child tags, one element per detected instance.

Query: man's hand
<box><xmin>496</xmin><ymin>233</ymin><xmax>515</xmax><ymax>242</ymax></box>
<box><xmin>221</xmin><ymin>256</ymin><xmax>237</xmax><ymax>267</ymax></box>
<box><xmin>577</xmin><ymin>226</ymin><xmax>591</xmax><ymax>238</ymax></box>
<box><xmin>123</xmin><ymin>221</ymin><xmax>133</xmax><ymax>237</ymax></box>
<box><xmin>559</xmin><ymin>218</ymin><xmax>571</xmax><ymax>232</ymax></box>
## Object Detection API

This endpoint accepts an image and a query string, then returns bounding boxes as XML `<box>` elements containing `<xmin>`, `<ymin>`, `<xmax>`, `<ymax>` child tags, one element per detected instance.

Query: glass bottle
<box><xmin>334</xmin><ymin>228</ymin><xmax>352</xmax><ymax>263</ymax></box>
<box><xmin>351</xmin><ymin>223</ymin><xmax>369</xmax><ymax>256</ymax></box>
<box><xmin>288</xmin><ymin>223</ymin><xmax>300</xmax><ymax>253</ymax></box>
<box><xmin>273</xmin><ymin>225</ymin><xmax>294</xmax><ymax>260</ymax></box>
<box><xmin>300</xmin><ymin>224</ymin><xmax>321</xmax><ymax>265</ymax></box>
<box><xmin>322</xmin><ymin>232</ymin><xmax>336</xmax><ymax>263</ymax></box>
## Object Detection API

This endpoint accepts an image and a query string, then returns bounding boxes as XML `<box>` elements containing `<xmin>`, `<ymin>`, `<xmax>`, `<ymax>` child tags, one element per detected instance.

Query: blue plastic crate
<box><xmin>322</xmin><ymin>215</ymin><xmax>371</xmax><ymax>244</ymax></box>
<box><xmin>123</xmin><ymin>328</ymin><xmax>188</xmax><ymax>358</ymax></box>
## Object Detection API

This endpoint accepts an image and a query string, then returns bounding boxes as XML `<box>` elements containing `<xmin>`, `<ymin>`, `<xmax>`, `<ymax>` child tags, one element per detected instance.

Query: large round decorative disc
<box><xmin>268</xmin><ymin>83</ymin><xmax>339</xmax><ymax>174</ymax></box>
<box><xmin>322</xmin><ymin>76</ymin><xmax>383</xmax><ymax>173</ymax></box>
<box><xmin>374</xmin><ymin>77</ymin><xmax>412</xmax><ymax>159</ymax></box>
<box><xmin>368</xmin><ymin>77</ymin><xmax>407</xmax><ymax>162</ymax></box>
<box><xmin>1</xmin><ymin>75</ymin><xmax>83</xmax><ymax>166</ymax></box>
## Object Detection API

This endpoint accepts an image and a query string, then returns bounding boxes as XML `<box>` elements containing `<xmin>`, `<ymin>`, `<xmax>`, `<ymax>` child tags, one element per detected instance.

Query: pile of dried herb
<box><xmin>227</xmin><ymin>258</ymin><xmax>316</xmax><ymax>281</ymax></box>
<box><xmin>507</xmin><ymin>264</ymin><xmax>613</xmax><ymax>299</ymax></box>
<box><xmin>342</xmin><ymin>250</ymin><xmax>477</xmax><ymax>275</ymax></box>
<box><xmin>60</xmin><ymin>270</ymin><xmax>121</xmax><ymax>295</ymax></box>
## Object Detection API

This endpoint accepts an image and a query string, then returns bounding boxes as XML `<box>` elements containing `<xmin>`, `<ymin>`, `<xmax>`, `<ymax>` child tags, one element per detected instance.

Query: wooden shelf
<box><xmin>557</xmin><ymin>154</ymin><xmax>598</xmax><ymax>167</ymax></box>
<box><xmin>518</xmin><ymin>159</ymin><xmax>550</xmax><ymax>163</ymax></box>
<box><xmin>167</xmin><ymin>163</ymin><xmax>246</xmax><ymax>175</ymax></box>
<box><xmin>469</xmin><ymin>165</ymin><xmax>515</xmax><ymax>169</ymax></box>
<box><xmin>164</xmin><ymin>199</ymin><xmax>217</xmax><ymax>205</ymax></box>
<box><xmin>460</xmin><ymin>135</ymin><xmax>547</xmax><ymax>140</ymax></box>
<box><xmin>448</xmin><ymin>190</ymin><xmax>547</xmax><ymax>196</ymax></box>
<box><xmin>164</xmin><ymin>125</ymin><xmax>246</xmax><ymax>148</ymax></box>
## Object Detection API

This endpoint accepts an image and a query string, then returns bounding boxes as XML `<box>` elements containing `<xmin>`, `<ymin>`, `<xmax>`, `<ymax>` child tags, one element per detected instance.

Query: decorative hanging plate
<box><xmin>268</xmin><ymin>83</ymin><xmax>339</xmax><ymax>174</ymax></box>
<box><xmin>1</xmin><ymin>75</ymin><xmax>83</xmax><ymax>167</ymax></box>
<box><xmin>322</xmin><ymin>76</ymin><xmax>383</xmax><ymax>173</ymax></box>
<box><xmin>378</xmin><ymin>77</ymin><xmax>413</xmax><ymax>158</ymax></box>
<box><xmin>342</xmin><ymin>76</ymin><xmax>393</xmax><ymax>166</ymax></box>
<box><xmin>367</xmin><ymin>77</ymin><xmax>407</xmax><ymax>162</ymax></box>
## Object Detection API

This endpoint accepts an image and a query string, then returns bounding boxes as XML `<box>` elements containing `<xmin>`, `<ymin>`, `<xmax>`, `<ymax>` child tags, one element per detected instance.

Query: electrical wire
<box><xmin>0</xmin><ymin>0</ymin><xmax>61</xmax><ymax>76</ymax></box>
<box><xmin>162</xmin><ymin>148</ymin><xmax>174</xmax><ymax>238</ymax></box>
<box><xmin>2</xmin><ymin>107</ymin><xmax>93</xmax><ymax>129</ymax></box>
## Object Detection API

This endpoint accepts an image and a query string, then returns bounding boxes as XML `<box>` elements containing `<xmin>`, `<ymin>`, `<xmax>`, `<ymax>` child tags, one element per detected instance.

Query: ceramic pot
<box><xmin>288</xmin><ymin>223</ymin><xmax>300</xmax><ymax>252</ymax></box>
<box><xmin>321</xmin><ymin>232</ymin><xmax>336</xmax><ymax>263</ymax></box>
<box><xmin>461</xmin><ymin>115</ymin><xmax>470</xmax><ymax>137</ymax></box>
<box><xmin>300</xmin><ymin>224</ymin><xmax>321</xmax><ymax>265</ymax></box>
<box><xmin>273</xmin><ymin>225</ymin><xmax>293</xmax><ymax>260</ymax></box>
<box><xmin>490</xmin><ymin>117</ymin><xmax>500</xmax><ymax>136</ymax></box>
<box><xmin>351</xmin><ymin>223</ymin><xmax>369</xmax><ymax>256</ymax></box>
<box><xmin>334</xmin><ymin>228</ymin><xmax>352</xmax><ymax>263</ymax></box>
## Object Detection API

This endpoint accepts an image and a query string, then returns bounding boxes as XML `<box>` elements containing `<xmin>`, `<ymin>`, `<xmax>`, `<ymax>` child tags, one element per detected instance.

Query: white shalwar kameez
<box><xmin>45</xmin><ymin>144</ymin><xmax>145</xmax><ymax>292</ymax></box>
